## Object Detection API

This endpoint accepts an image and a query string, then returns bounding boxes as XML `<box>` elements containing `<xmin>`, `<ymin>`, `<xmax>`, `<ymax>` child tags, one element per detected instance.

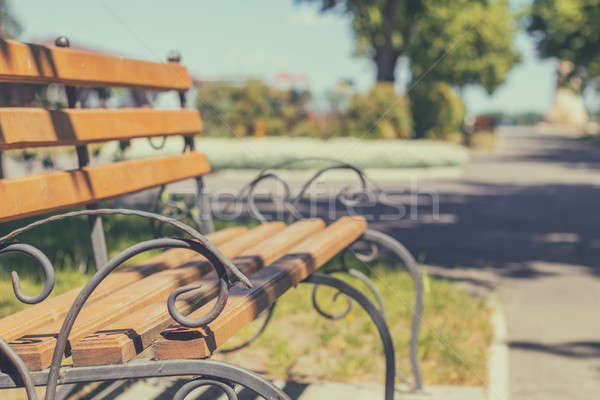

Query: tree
<box><xmin>299</xmin><ymin>0</ymin><xmax>520</xmax><ymax>89</ymax></box>
<box><xmin>0</xmin><ymin>0</ymin><xmax>21</xmax><ymax>38</ymax></box>
<box><xmin>409</xmin><ymin>0</ymin><xmax>520</xmax><ymax>93</ymax></box>
<box><xmin>527</xmin><ymin>0</ymin><xmax>600</xmax><ymax>87</ymax></box>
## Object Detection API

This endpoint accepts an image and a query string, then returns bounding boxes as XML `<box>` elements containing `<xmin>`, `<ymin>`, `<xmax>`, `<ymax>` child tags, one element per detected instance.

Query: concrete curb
<box><xmin>487</xmin><ymin>296</ymin><xmax>509</xmax><ymax>400</ymax></box>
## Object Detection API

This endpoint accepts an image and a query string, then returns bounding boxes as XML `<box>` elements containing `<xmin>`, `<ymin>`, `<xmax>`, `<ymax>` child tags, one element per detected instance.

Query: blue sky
<box><xmin>10</xmin><ymin>0</ymin><xmax>595</xmax><ymax>114</ymax></box>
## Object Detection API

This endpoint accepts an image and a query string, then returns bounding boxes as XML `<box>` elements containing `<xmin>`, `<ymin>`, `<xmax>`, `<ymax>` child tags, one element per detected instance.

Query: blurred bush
<box><xmin>196</xmin><ymin>79</ymin><xmax>310</xmax><ymax>137</ymax></box>
<box><xmin>410</xmin><ymin>82</ymin><xmax>466</xmax><ymax>140</ymax></box>
<box><xmin>196</xmin><ymin>80</ymin><xmax>480</xmax><ymax>143</ymax></box>
<box><xmin>346</xmin><ymin>83</ymin><xmax>413</xmax><ymax>139</ymax></box>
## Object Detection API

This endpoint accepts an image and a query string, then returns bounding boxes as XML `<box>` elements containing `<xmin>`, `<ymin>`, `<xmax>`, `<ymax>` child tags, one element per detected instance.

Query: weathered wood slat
<box><xmin>0</xmin><ymin>108</ymin><xmax>202</xmax><ymax>150</ymax></box>
<box><xmin>0</xmin><ymin>39</ymin><xmax>192</xmax><ymax>90</ymax></box>
<box><xmin>0</xmin><ymin>226</ymin><xmax>247</xmax><ymax>343</ymax></box>
<box><xmin>70</xmin><ymin>219</ymin><xmax>325</xmax><ymax>367</ymax></box>
<box><xmin>4</xmin><ymin>222</ymin><xmax>286</xmax><ymax>371</ymax></box>
<box><xmin>0</xmin><ymin>152</ymin><xmax>210</xmax><ymax>222</ymax></box>
<box><xmin>153</xmin><ymin>216</ymin><xmax>367</xmax><ymax>360</ymax></box>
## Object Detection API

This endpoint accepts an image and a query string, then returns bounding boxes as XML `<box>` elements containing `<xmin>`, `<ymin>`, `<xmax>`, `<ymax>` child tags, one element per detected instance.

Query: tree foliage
<box><xmin>410</xmin><ymin>81</ymin><xmax>465</xmax><ymax>138</ymax></box>
<box><xmin>194</xmin><ymin>79</ymin><xmax>413</xmax><ymax>139</ymax></box>
<box><xmin>196</xmin><ymin>80</ymin><xmax>311</xmax><ymax>137</ymax></box>
<box><xmin>527</xmin><ymin>0</ymin><xmax>600</xmax><ymax>83</ymax></box>
<box><xmin>0</xmin><ymin>0</ymin><xmax>21</xmax><ymax>38</ymax></box>
<box><xmin>410</xmin><ymin>0</ymin><xmax>520</xmax><ymax>93</ymax></box>
<box><xmin>300</xmin><ymin>0</ymin><xmax>520</xmax><ymax>92</ymax></box>
<box><xmin>346</xmin><ymin>82</ymin><xmax>413</xmax><ymax>138</ymax></box>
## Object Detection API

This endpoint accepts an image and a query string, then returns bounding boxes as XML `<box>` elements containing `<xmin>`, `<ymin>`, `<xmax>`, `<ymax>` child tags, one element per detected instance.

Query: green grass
<box><xmin>100</xmin><ymin>137</ymin><xmax>470</xmax><ymax>170</ymax></box>
<box><xmin>0</xmin><ymin>216</ymin><xmax>492</xmax><ymax>387</ymax></box>
<box><xmin>214</xmin><ymin>255</ymin><xmax>493</xmax><ymax>386</ymax></box>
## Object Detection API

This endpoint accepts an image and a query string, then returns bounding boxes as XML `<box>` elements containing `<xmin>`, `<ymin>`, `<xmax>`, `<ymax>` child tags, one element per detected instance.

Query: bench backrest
<box><xmin>0</xmin><ymin>38</ymin><xmax>207</xmax><ymax>223</ymax></box>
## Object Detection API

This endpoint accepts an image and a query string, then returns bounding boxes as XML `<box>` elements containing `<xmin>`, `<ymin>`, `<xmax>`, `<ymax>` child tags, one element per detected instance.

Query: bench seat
<box><xmin>0</xmin><ymin>217</ymin><xmax>365</xmax><ymax>372</ymax></box>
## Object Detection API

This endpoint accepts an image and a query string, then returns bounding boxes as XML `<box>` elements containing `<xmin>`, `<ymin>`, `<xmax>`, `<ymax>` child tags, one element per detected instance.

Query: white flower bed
<box><xmin>103</xmin><ymin>137</ymin><xmax>469</xmax><ymax>170</ymax></box>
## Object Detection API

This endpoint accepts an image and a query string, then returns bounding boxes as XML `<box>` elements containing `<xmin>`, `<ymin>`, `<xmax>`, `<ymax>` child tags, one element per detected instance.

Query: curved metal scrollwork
<box><xmin>358</xmin><ymin>230</ymin><xmax>424</xmax><ymax>391</ymax></box>
<box><xmin>0</xmin><ymin>359</ymin><xmax>291</xmax><ymax>400</ymax></box>
<box><xmin>0</xmin><ymin>243</ymin><xmax>55</xmax><ymax>305</ymax></box>
<box><xmin>223</xmin><ymin>158</ymin><xmax>424</xmax><ymax>391</ymax></box>
<box><xmin>304</xmin><ymin>273</ymin><xmax>396</xmax><ymax>400</ymax></box>
<box><xmin>150</xmin><ymin>157</ymin><xmax>379</xmax><ymax>231</ymax></box>
<box><xmin>311</xmin><ymin>273</ymin><xmax>353</xmax><ymax>320</ymax></box>
<box><xmin>0</xmin><ymin>208</ymin><xmax>253</xmax><ymax>400</ymax></box>
<box><xmin>151</xmin><ymin>178</ymin><xmax>214</xmax><ymax>236</ymax></box>
<box><xmin>246</xmin><ymin>173</ymin><xmax>294</xmax><ymax>223</ymax></box>
<box><xmin>242</xmin><ymin>157</ymin><xmax>380</xmax><ymax>224</ymax></box>
<box><xmin>174</xmin><ymin>378</ymin><xmax>238</xmax><ymax>400</ymax></box>
<box><xmin>308</xmin><ymin>229</ymin><xmax>424</xmax><ymax>391</ymax></box>
<box><xmin>0</xmin><ymin>243</ymin><xmax>58</xmax><ymax>400</ymax></box>
<box><xmin>0</xmin><ymin>338</ymin><xmax>38</xmax><ymax>400</ymax></box>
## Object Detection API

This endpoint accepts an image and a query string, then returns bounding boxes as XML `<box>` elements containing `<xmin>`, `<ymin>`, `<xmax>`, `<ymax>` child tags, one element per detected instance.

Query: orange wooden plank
<box><xmin>70</xmin><ymin>219</ymin><xmax>325</xmax><ymax>367</ymax></box>
<box><xmin>4</xmin><ymin>222</ymin><xmax>285</xmax><ymax>371</ymax></box>
<box><xmin>153</xmin><ymin>216</ymin><xmax>367</xmax><ymax>360</ymax></box>
<box><xmin>0</xmin><ymin>226</ymin><xmax>247</xmax><ymax>343</ymax></box>
<box><xmin>0</xmin><ymin>108</ymin><xmax>202</xmax><ymax>150</ymax></box>
<box><xmin>0</xmin><ymin>39</ymin><xmax>191</xmax><ymax>90</ymax></box>
<box><xmin>0</xmin><ymin>152</ymin><xmax>211</xmax><ymax>222</ymax></box>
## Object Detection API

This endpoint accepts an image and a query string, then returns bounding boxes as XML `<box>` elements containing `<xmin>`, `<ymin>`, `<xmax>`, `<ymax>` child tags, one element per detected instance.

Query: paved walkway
<box><xmin>370</xmin><ymin>127</ymin><xmax>600</xmax><ymax>399</ymax></box>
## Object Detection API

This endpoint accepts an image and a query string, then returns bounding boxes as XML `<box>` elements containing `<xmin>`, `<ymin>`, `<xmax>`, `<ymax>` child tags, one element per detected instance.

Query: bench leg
<box><xmin>311</xmin><ymin>229</ymin><xmax>424</xmax><ymax>391</ymax></box>
<box><xmin>357</xmin><ymin>229</ymin><xmax>424</xmax><ymax>391</ymax></box>
<box><xmin>193</xmin><ymin>176</ymin><xmax>215</xmax><ymax>234</ymax></box>
<box><xmin>304</xmin><ymin>273</ymin><xmax>396</xmax><ymax>400</ymax></box>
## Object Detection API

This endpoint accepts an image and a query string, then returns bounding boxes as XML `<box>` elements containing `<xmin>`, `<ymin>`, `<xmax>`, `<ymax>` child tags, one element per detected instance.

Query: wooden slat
<box><xmin>71</xmin><ymin>219</ymin><xmax>325</xmax><ymax>367</ymax></box>
<box><xmin>0</xmin><ymin>39</ymin><xmax>192</xmax><ymax>90</ymax></box>
<box><xmin>0</xmin><ymin>152</ymin><xmax>210</xmax><ymax>222</ymax></box>
<box><xmin>0</xmin><ymin>108</ymin><xmax>202</xmax><ymax>150</ymax></box>
<box><xmin>153</xmin><ymin>216</ymin><xmax>367</xmax><ymax>360</ymax></box>
<box><xmin>0</xmin><ymin>226</ymin><xmax>247</xmax><ymax>343</ymax></box>
<box><xmin>4</xmin><ymin>222</ymin><xmax>285</xmax><ymax>371</ymax></box>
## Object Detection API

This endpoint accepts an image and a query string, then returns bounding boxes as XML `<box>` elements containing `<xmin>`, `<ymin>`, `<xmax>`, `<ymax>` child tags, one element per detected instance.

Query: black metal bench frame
<box><xmin>0</xmin><ymin>208</ymin><xmax>398</xmax><ymax>400</ymax></box>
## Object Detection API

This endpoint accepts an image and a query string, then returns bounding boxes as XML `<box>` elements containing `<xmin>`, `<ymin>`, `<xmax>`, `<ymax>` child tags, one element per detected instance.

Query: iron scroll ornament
<box><xmin>0</xmin><ymin>208</ymin><xmax>253</xmax><ymax>400</ymax></box>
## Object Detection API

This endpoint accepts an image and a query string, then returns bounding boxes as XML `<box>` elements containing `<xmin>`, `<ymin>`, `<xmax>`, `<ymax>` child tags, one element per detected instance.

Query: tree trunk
<box><xmin>374</xmin><ymin>0</ymin><xmax>400</xmax><ymax>83</ymax></box>
<box><xmin>375</xmin><ymin>49</ymin><xmax>399</xmax><ymax>82</ymax></box>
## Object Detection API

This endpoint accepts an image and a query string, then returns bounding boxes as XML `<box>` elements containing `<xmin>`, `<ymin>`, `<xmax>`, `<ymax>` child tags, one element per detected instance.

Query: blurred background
<box><xmin>2</xmin><ymin>0</ymin><xmax>599</xmax><ymax>144</ymax></box>
<box><xmin>1</xmin><ymin>1</ymin><xmax>600</xmax><ymax>399</ymax></box>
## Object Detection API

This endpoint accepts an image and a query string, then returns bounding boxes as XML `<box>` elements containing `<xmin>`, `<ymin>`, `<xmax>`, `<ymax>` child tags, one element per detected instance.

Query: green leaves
<box><xmin>346</xmin><ymin>82</ymin><xmax>414</xmax><ymax>138</ymax></box>
<box><xmin>410</xmin><ymin>81</ymin><xmax>466</xmax><ymax>138</ymax></box>
<box><xmin>0</xmin><ymin>0</ymin><xmax>21</xmax><ymax>39</ymax></box>
<box><xmin>410</xmin><ymin>0</ymin><xmax>521</xmax><ymax>93</ymax></box>
<box><xmin>527</xmin><ymin>0</ymin><xmax>600</xmax><ymax>82</ymax></box>
<box><xmin>304</xmin><ymin>0</ymin><xmax>520</xmax><ymax>92</ymax></box>
<box><xmin>195</xmin><ymin>80</ymin><xmax>311</xmax><ymax>137</ymax></box>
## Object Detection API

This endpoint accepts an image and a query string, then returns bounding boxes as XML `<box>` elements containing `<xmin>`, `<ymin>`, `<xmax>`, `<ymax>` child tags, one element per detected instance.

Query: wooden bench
<box><xmin>0</xmin><ymin>38</ymin><xmax>398</xmax><ymax>400</ymax></box>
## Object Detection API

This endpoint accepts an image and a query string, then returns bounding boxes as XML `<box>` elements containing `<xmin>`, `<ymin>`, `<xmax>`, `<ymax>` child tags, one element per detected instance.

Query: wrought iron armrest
<box><xmin>243</xmin><ymin>157</ymin><xmax>379</xmax><ymax>224</ymax></box>
<box><xmin>0</xmin><ymin>208</ymin><xmax>253</xmax><ymax>400</ymax></box>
